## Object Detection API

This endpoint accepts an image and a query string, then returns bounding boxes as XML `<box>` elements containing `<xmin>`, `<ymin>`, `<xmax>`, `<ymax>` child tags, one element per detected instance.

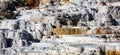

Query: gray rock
<box><xmin>0</xmin><ymin>32</ymin><xmax>7</xmax><ymax>48</ymax></box>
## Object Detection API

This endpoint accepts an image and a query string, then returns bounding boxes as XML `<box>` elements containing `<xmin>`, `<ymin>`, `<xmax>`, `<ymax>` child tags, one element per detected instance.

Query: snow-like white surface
<box><xmin>62</xmin><ymin>35</ymin><xmax>106</xmax><ymax>43</ymax></box>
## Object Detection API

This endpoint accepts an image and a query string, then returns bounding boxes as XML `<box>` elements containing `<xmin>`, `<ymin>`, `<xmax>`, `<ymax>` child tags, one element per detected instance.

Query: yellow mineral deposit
<box><xmin>116</xmin><ymin>51</ymin><xmax>120</xmax><ymax>55</ymax></box>
<box><xmin>39</xmin><ymin>0</ymin><xmax>50</xmax><ymax>6</ymax></box>
<box><xmin>96</xmin><ymin>27</ymin><xmax>108</xmax><ymax>34</ymax></box>
<box><xmin>52</xmin><ymin>28</ymin><xmax>88</xmax><ymax>35</ymax></box>
<box><xmin>105</xmin><ymin>50</ymin><xmax>120</xmax><ymax>55</ymax></box>
<box><xmin>105</xmin><ymin>50</ymin><xmax>116</xmax><ymax>55</ymax></box>
<box><xmin>60</xmin><ymin>0</ymin><xmax>69</xmax><ymax>5</ymax></box>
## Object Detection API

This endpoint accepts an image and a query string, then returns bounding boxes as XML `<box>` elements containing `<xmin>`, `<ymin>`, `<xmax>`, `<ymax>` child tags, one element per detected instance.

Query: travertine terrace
<box><xmin>0</xmin><ymin>0</ymin><xmax>120</xmax><ymax>55</ymax></box>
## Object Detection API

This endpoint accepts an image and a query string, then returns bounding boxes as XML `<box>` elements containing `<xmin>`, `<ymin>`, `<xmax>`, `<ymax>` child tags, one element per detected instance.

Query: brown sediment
<box><xmin>115</xmin><ymin>51</ymin><xmax>120</xmax><ymax>55</ymax></box>
<box><xmin>51</xmin><ymin>28</ymin><xmax>87</xmax><ymax>35</ymax></box>
<box><xmin>96</xmin><ymin>27</ymin><xmax>108</xmax><ymax>34</ymax></box>
<box><xmin>96</xmin><ymin>27</ymin><xmax>120</xmax><ymax>35</ymax></box>
<box><xmin>105</xmin><ymin>46</ymin><xmax>120</xmax><ymax>55</ymax></box>
<box><xmin>105</xmin><ymin>50</ymin><xmax>120</xmax><ymax>55</ymax></box>
<box><xmin>26</xmin><ymin>0</ymin><xmax>40</xmax><ymax>8</ymax></box>
<box><xmin>105</xmin><ymin>50</ymin><xmax>116</xmax><ymax>55</ymax></box>
<box><xmin>60</xmin><ymin>0</ymin><xmax>70</xmax><ymax>5</ymax></box>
